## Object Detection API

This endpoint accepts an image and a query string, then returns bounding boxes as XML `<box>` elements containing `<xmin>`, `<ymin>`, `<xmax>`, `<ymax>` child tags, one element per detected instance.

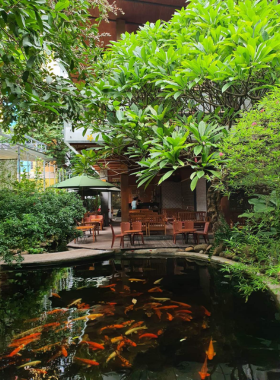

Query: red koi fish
<box><xmin>100</xmin><ymin>324</ymin><xmax>124</xmax><ymax>332</ymax></box>
<box><xmin>148</xmin><ymin>287</ymin><xmax>163</xmax><ymax>293</ymax></box>
<box><xmin>80</xmin><ymin>341</ymin><xmax>104</xmax><ymax>350</ymax></box>
<box><xmin>74</xmin><ymin>357</ymin><xmax>99</xmax><ymax>366</ymax></box>
<box><xmin>77</xmin><ymin>303</ymin><xmax>90</xmax><ymax>310</ymax></box>
<box><xmin>171</xmin><ymin>301</ymin><xmax>191</xmax><ymax>308</ymax></box>
<box><xmin>99</xmin><ymin>284</ymin><xmax>116</xmax><ymax>288</ymax></box>
<box><xmin>175</xmin><ymin>309</ymin><xmax>192</xmax><ymax>314</ymax></box>
<box><xmin>123</xmin><ymin>337</ymin><xmax>137</xmax><ymax>347</ymax></box>
<box><xmin>166</xmin><ymin>312</ymin><xmax>173</xmax><ymax>321</ymax></box>
<box><xmin>6</xmin><ymin>344</ymin><xmax>25</xmax><ymax>357</ymax></box>
<box><xmin>154</xmin><ymin>309</ymin><xmax>162</xmax><ymax>320</ymax></box>
<box><xmin>202</xmin><ymin>306</ymin><xmax>211</xmax><ymax>317</ymax></box>
<box><xmin>61</xmin><ymin>346</ymin><xmax>68</xmax><ymax>357</ymax></box>
<box><xmin>10</xmin><ymin>333</ymin><xmax>41</xmax><ymax>347</ymax></box>
<box><xmin>51</xmin><ymin>293</ymin><xmax>61</xmax><ymax>299</ymax></box>
<box><xmin>206</xmin><ymin>338</ymin><xmax>216</xmax><ymax>360</ymax></box>
<box><xmin>155</xmin><ymin>305</ymin><xmax>178</xmax><ymax>310</ymax></box>
<box><xmin>124</xmin><ymin>305</ymin><xmax>134</xmax><ymax>315</ymax></box>
<box><xmin>199</xmin><ymin>355</ymin><xmax>210</xmax><ymax>379</ymax></box>
<box><xmin>139</xmin><ymin>333</ymin><xmax>158</xmax><ymax>339</ymax></box>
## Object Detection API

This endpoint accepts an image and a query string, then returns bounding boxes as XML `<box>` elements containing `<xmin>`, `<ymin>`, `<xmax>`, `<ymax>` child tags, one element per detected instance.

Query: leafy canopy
<box><xmin>76</xmin><ymin>0</ymin><xmax>280</xmax><ymax>188</ymax></box>
<box><xmin>0</xmin><ymin>0</ymin><xmax>119</xmax><ymax>140</ymax></box>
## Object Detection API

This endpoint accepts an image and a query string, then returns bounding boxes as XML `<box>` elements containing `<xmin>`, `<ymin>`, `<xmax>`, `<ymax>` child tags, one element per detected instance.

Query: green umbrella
<box><xmin>53</xmin><ymin>174</ymin><xmax>116</xmax><ymax>189</ymax></box>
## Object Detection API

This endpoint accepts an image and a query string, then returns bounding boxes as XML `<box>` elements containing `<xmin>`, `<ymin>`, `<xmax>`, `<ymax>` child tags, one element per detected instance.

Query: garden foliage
<box><xmin>0</xmin><ymin>177</ymin><xmax>84</xmax><ymax>264</ymax></box>
<box><xmin>77</xmin><ymin>0</ymin><xmax>280</xmax><ymax>188</ymax></box>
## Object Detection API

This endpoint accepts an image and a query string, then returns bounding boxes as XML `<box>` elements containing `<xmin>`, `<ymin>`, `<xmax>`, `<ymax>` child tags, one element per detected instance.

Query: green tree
<box><xmin>0</xmin><ymin>0</ymin><xmax>120</xmax><ymax>139</ymax></box>
<box><xmin>76</xmin><ymin>0</ymin><xmax>280</xmax><ymax>207</ymax></box>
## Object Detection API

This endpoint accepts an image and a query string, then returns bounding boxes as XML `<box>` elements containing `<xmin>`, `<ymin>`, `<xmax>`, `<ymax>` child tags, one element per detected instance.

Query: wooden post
<box><xmin>121</xmin><ymin>173</ymin><xmax>129</xmax><ymax>222</ymax></box>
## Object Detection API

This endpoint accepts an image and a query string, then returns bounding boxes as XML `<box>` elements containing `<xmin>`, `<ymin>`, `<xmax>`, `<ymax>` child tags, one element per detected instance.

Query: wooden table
<box><xmin>177</xmin><ymin>228</ymin><xmax>197</xmax><ymax>244</ymax></box>
<box><xmin>75</xmin><ymin>225</ymin><xmax>98</xmax><ymax>243</ymax></box>
<box><xmin>124</xmin><ymin>229</ymin><xmax>142</xmax><ymax>245</ymax></box>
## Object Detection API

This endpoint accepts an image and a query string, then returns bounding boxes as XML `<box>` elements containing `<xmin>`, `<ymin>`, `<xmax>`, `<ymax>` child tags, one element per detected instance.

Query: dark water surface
<box><xmin>0</xmin><ymin>257</ymin><xmax>279</xmax><ymax>380</ymax></box>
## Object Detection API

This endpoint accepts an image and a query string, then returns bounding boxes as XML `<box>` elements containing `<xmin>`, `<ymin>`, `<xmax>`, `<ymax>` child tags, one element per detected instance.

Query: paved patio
<box><xmin>68</xmin><ymin>222</ymin><xmax>200</xmax><ymax>250</ymax></box>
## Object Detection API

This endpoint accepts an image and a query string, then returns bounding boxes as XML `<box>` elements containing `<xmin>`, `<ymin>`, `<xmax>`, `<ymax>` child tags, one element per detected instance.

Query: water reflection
<box><xmin>0</xmin><ymin>258</ymin><xmax>279</xmax><ymax>379</ymax></box>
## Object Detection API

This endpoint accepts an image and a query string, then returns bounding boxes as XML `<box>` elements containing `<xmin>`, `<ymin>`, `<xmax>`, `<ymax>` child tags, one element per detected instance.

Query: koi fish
<box><xmin>117</xmin><ymin>340</ymin><xmax>126</xmax><ymax>351</ymax></box>
<box><xmin>148</xmin><ymin>287</ymin><xmax>163</xmax><ymax>293</ymax></box>
<box><xmin>46</xmin><ymin>308</ymin><xmax>68</xmax><ymax>315</ymax></box>
<box><xmin>155</xmin><ymin>305</ymin><xmax>178</xmax><ymax>310</ymax></box>
<box><xmin>199</xmin><ymin>356</ymin><xmax>210</xmax><ymax>379</ymax></box>
<box><xmin>121</xmin><ymin>320</ymin><xmax>135</xmax><ymax>327</ymax></box>
<box><xmin>130</xmin><ymin>321</ymin><xmax>144</xmax><ymax>328</ymax></box>
<box><xmin>206</xmin><ymin>338</ymin><xmax>216</xmax><ymax>360</ymax></box>
<box><xmin>125</xmin><ymin>325</ymin><xmax>148</xmax><ymax>335</ymax></box>
<box><xmin>68</xmin><ymin>299</ymin><xmax>82</xmax><ymax>307</ymax></box>
<box><xmin>10</xmin><ymin>333</ymin><xmax>42</xmax><ymax>346</ymax></box>
<box><xmin>110</xmin><ymin>287</ymin><xmax>116</xmax><ymax>292</ymax></box>
<box><xmin>157</xmin><ymin>329</ymin><xmax>163</xmax><ymax>335</ymax></box>
<box><xmin>106</xmin><ymin>351</ymin><xmax>117</xmax><ymax>363</ymax></box>
<box><xmin>77</xmin><ymin>303</ymin><xmax>90</xmax><ymax>310</ymax></box>
<box><xmin>139</xmin><ymin>302</ymin><xmax>162</xmax><ymax>310</ymax></box>
<box><xmin>61</xmin><ymin>346</ymin><xmax>68</xmax><ymax>357</ymax></box>
<box><xmin>154</xmin><ymin>278</ymin><xmax>163</xmax><ymax>285</ymax></box>
<box><xmin>166</xmin><ymin>312</ymin><xmax>173</xmax><ymax>321</ymax></box>
<box><xmin>124</xmin><ymin>285</ymin><xmax>130</xmax><ymax>291</ymax></box>
<box><xmin>13</xmin><ymin>326</ymin><xmax>44</xmax><ymax>340</ymax></box>
<box><xmin>100</xmin><ymin>324</ymin><xmax>124</xmax><ymax>332</ymax></box>
<box><xmin>111</xmin><ymin>336</ymin><xmax>123</xmax><ymax>344</ymax></box>
<box><xmin>154</xmin><ymin>309</ymin><xmax>162</xmax><ymax>320</ymax></box>
<box><xmin>30</xmin><ymin>369</ymin><xmax>47</xmax><ymax>374</ymax></box>
<box><xmin>99</xmin><ymin>284</ymin><xmax>116</xmax><ymax>288</ymax></box>
<box><xmin>139</xmin><ymin>333</ymin><xmax>158</xmax><ymax>339</ymax></box>
<box><xmin>175</xmin><ymin>309</ymin><xmax>192</xmax><ymax>314</ymax></box>
<box><xmin>71</xmin><ymin>313</ymin><xmax>103</xmax><ymax>322</ymax></box>
<box><xmin>32</xmin><ymin>342</ymin><xmax>60</xmax><ymax>353</ymax></box>
<box><xmin>116</xmin><ymin>352</ymin><xmax>132</xmax><ymax>368</ymax></box>
<box><xmin>74</xmin><ymin>357</ymin><xmax>99</xmax><ymax>366</ymax></box>
<box><xmin>43</xmin><ymin>322</ymin><xmax>60</xmax><ymax>329</ymax></box>
<box><xmin>18</xmin><ymin>361</ymin><xmax>41</xmax><ymax>369</ymax></box>
<box><xmin>80</xmin><ymin>341</ymin><xmax>104</xmax><ymax>350</ymax></box>
<box><xmin>202</xmin><ymin>306</ymin><xmax>211</xmax><ymax>317</ymax></box>
<box><xmin>129</xmin><ymin>278</ymin><xmax>146</xmax><ymax>282</ymax></box>
<box><xmin>123</xmin><ymin>337</ymin><xmax>137</xmax><ymax>347</ymax></box>
<box><xmin>24</xmin><ymin>317</ymin><xmax>42</xmax><ymax>323</ymax></box>
<box><xmin>177</xmin><ymin>315</ymin><xmax>192</xmax><ymax>322</ymax></box>
<box><xmin>202</xmin><ymin>320</ymin><xmax>209</xmax><ymax>329</ymax></box>
<box><xmin>47</xmin><ymin>350</ymin><xmax>62</xmax><ymax>363</ymax></box>
<box><xmin>51</xmin><ymin>293</ymin><xmax>61</xmax><ymax>299</ymax></box>
<box><xmin>171</xmin><ymin>301</ymin><xmax>191</xmax><ymax>308</ymax></box>
<box><xmin>150</xmin><ymin>297</ymin><xmax>170</xmax><ymax>302</ymax></box>
<box><xmin>124</xmin><ymin>305</ymin><xmax>134</xmax><ymax>315</ymax></box>
<box><xmin>7</xmin><ymin>344</ymin><xmax>25</xmax><ymax>357</ymax></box>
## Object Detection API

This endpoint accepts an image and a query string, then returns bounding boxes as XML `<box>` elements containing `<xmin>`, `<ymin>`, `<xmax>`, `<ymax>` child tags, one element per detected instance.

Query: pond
<box><xmin>0</xmin><ymin>257</ymin><xmax>279</xmax><ymax>380</ymax></box>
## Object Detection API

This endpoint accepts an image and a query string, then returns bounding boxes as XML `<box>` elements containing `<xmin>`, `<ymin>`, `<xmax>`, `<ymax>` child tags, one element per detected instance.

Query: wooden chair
<box><xmin>173</xmin><ymin>221</ymin><xmax>183</xmax><ymax>243</ymax></box>
<box><xmin>110</xmin><ymin>224</ymin><xmax>125</xmax><ymax>248</ymax></box>
<box><xmin>182</xmin><ymin>220</ymin><xmax>196</xmax><ymax>243</ymax></box>
<box><xmin>132</xmin><ymin>221</ymin><xmax>144</xmax><ymax>245</ymax></box>
<box><xmin>195</xmin><ymin>222</ymin><xmax>210</xmax><ymax>243</ymax></box>
<box><xmin>121</xmin><ymin>222</ymin><xmax>131</xmax><ymax>234</ymax></box>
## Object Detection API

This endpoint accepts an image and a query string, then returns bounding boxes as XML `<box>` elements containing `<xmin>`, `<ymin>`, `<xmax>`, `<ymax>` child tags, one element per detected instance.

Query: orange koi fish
<box><xmin>121</xmin><ymin>320</ymin><xmax>135</xmax><ymax>327</ymax></box>
<box><xmin>116</xmin><ymin>352</ymin><xmax>132</xmax><ymax>368</ymax></box>
<box><xmin>123</xmin><ymin>337</ymin><xmax>137</xmax><ymax>347</ymax></box>
<box><xmin>74</xmin><ymin>357</ymin><xmax>99</xmax><ymax>366</ymax></box>
<box><xmin>99</xmin><ymin>284</ymin><xmax>116</xmax><ymax>288</ymax></box>
<box><xmin>130</xmin><ymin>321</ymin><xmax>144</xmax><ymax>329</ymax></box>
<box><xmin>206</xmin><ymin>338</ymin><xmax>216</xmax><ymax>360</ymax></box>
<box><xmin>43</xmin><ymin>322</ymin><xmax>60</xmax><ymax>329</ymax></box>
<box><xmin>100</xmin><ymin>324</ymin><xmax>124</xmax><ymax>332</ymax></box>
<box><xmin>157</xmin><ymin>329</ymin><xmax>163</xmax><ymax>335</ymax></box>
<box><xmin>148</xmin><ymin>287</ymin><xmax>163</xmax><ymax>293</ymax></box>
<box><xmin>7</xmin><ymin>344</ymin><xmax>25</xmax><ymax>357</ymax></box>
<box><xmin>80</xmin><ymin>341</ymin><xmax>104</xmax><ymax>350</ymax></box>
<box><xmin>47</xmin><ymin>350</ymin><xmax>62</xmax><ymax>363</ymax></box>
<box><xmin>111</xmin><ymin>336</ymin><xmax>123</xmax><ymax>344</ymax></box>
<box><xmin>13</xmin><ymin>326</ymin><xmax>44</xmax><ymax>339</ymax></box>
<box><xmin>139</xmin><ymin>333</ymin><xmax>158</xmax><ymax>339</ymax></box>
<box><xmin>46</xmin><ymin>308</ymin><xmax>68</xmax><ymax>315</ymax></box>
<box><xmin>166</xmin><ymin>312</ymin><xmax>173</xmax><ymax>321</ymax></box>
<box><xmin>107</xmin><ymin>302</ymin><xmax>117</xmax><ymax>305</ymax></box>
<box><xmin>51</xmin><ymin>293</ymin><xmax>61</xmax><ymax>299</ymax></box>
<box><xmin>110</xmin><ymin>287</ymin><xmax>116</xmax><ymax>292</ymax></box>
<box><xmin>77</xmin><ymin>303</ymin><xmax>90</xmax><ymax>310</ymax></box>
<box><xmin>199</xmin><ymin>355</ymin><xmax>210</xmax><ymax>379</ymax></box>
<box><xmin>124</xmin><ymin>285</ymin><xmax>130</xmax><ymax>291</ymax></box>
<box><xmin>175</xmin><ymin>309</ymin><xmax>192</xmax><ymax>314</ymax></box>
<box><xmin>117</xmin><ymin>340</ymin><xmax>126</xmax><ymax>351</ymax></box>
<box><xmin>61</xmin><ymin>346</ymin><xmax>68</xmax><ymax>357</ymax></box>
<box><xmin>10</xmin><ymin>333</ymin><xmax>41</xmax><ymax>346</ymax></box>
<box><xmin>154</xmin><ymin>309</ymin><xmax>162</xmax><ymax>320</ymax></box>
<box><xmin>155</xmin><ymin>305</ymin><xmax>178</xmax><ymax>310</ymax></box>
<box><xmin>202</xmin><ymin>306</ymin><xmax>211</xmax><ymax>317</ymax></box>
<box><xmin>30</xmin><ymin>368</ymin><xmax>47</xmax><ymax>374</ymax></box>
<box><xmin>171</xmin><ymin>301</ymin><xmax>191</xmax><ymax>308</ymax></box>
<box><xmin>24</xmin><ymin>317</ymin><xmax>42</xmax><ymax>323</ymax></box>
<box><xmin>124</xmin><ymin>305</ymin><xmax>134</xmax><ymax>315</ymax></box>
<box><xmin>177</xmin><ymin>315</ymin><xmax>192</xmax><ymax>322</ymax></box>
<box><xmin>32</xmin><ymin>342</ymin><xmax>60</xmax><ymax>353</ymax></box>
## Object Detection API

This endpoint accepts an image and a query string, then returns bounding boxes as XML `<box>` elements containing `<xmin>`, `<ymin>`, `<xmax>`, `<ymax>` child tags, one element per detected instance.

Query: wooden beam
<box><xmin>121</xmin><ymin>173</ymin><xmax>129</xmax><ymax>222</ymax></box>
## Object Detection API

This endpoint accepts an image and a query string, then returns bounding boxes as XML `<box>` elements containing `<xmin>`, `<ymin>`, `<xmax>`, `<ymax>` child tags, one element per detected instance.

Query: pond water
<box><xmin>0</xmin><ymin>257</ymin><xmax>279</xmax><ymax>380</ymax></box>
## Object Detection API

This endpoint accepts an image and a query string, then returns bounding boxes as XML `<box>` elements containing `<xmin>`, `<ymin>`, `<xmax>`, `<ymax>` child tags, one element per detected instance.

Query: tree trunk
<box><xmin>207</xmin><ymin>183</ymin><xmax>223</xmax><ymax>233</ymax></box>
